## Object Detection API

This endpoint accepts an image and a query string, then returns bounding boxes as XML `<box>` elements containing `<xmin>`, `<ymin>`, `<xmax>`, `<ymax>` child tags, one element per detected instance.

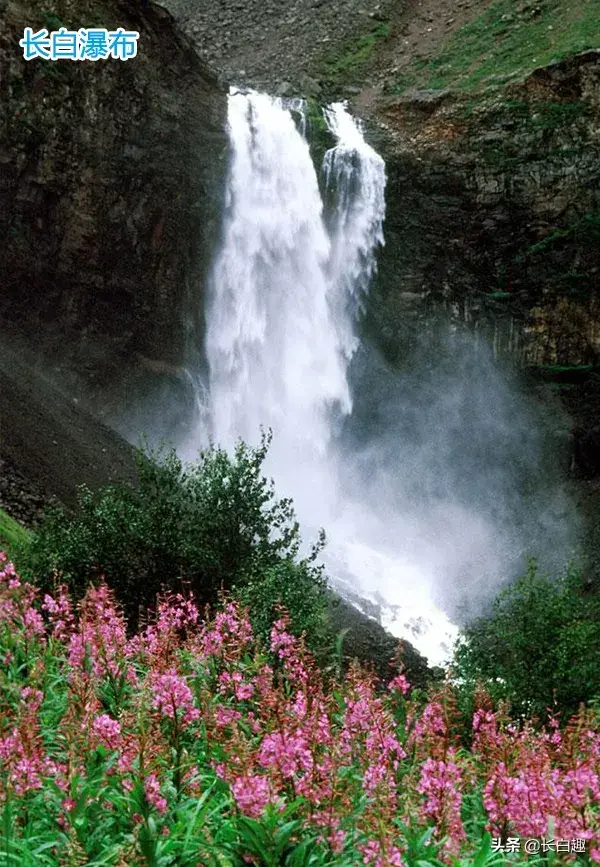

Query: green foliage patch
<box><xmin>232</xmin><ymin>555</ymin><xmax>331</xmax><ymax>658</ymax></box>
<box><xmin>393</xmin><ymin>0</ymin><xmax>600</xmax><ymax>94</ymax></box>
<box><xmin>453</xmin><ymin>560</ymin><xmax>600</xmax><ymax>720</ymax></box>
<box><xmin>519</xmin><ymin>213</ymin><xmax>600</xmax><ymax>261</ymax></box>
<box><xmin>0</xmin><ymin>508</ymin><xmax>30</xmax><ymax>561</ymax></box>
<box><xmin>19</xmin><ymin>434</ymin><xmax>329</xmax><ymax>649</ymax></box>
<box><xmin>302</xmin><ymin>99</ymin><xmax>336</xmax><ymax>176</ymax></box>
<box><xmin>321</xmin><ymin>22</ymin><xmax>391</xmax><ymax>88</ymax></box>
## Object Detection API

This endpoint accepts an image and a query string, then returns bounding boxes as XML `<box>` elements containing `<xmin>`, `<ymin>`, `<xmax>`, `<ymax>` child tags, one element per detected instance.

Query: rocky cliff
<box><xmin>2</xmin><ymin>0</ymin><xmax>597</xmax><ymax>673</ymax></box>
<box><xmin>0</xmin><ymin>0</ymin><xmax>227</xmax><ymax>389</ymax></box>
<box><xmin>367</xmin><ymin>51</ymin><xmax>600</xmax><ymax>371</ymax></box>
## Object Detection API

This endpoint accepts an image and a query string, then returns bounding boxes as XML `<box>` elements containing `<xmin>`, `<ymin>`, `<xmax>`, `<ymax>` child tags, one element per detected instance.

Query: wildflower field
<box><xmin>1</xmin><ymin>550</ymin><xmax>600</xmax><ymax>866</ymax></box>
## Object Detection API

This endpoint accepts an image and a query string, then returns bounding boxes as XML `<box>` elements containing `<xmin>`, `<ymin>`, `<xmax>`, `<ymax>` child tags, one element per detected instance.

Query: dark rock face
<box><xmin>327</xmin><ymin>594</ymin><xmax>432</xmax><ymax>688</ymax></box>
<box><xmin>0</xmin><ymin>330</ymin><xmax>139</xmax><ymax>512</ymax></box>
<box><xmin>366</xmin><ymin>51</ymin><xmax>600</xmax><ymax>370</ymax></box>
<box><xmin>571</xmin><ymin>427</ymin><xmax>600</xmax><ymax>480</ymax></box>
<box><xmin>0</xmin><ymin>0</ymin><xmax>227</xmax><ymax>387</ymax></box>
<box><xmin>0</xmin><ymin>455</ymin><xmax>51</xmax><ymax>528</ymax></box>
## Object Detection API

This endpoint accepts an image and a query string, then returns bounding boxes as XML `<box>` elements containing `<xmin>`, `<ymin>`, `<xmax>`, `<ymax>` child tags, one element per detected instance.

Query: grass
<box><xmin>393</xmin><ymin>0</ymin><xmax>600</xmax><ymax>94</ymax></box>
<box><xmin>532</xmin><ymin>100</ymin><xmax>591</xmax><ymax>128</ymax></box>
<box><xmin>321</xmin><ymin>22</ymin><xmax>391</xmax><ymax>87</ymax></box>
<box><xmin>0</xmin><ymin>507</ymin><xmax>30</xmax><ymax>560</ymax></box>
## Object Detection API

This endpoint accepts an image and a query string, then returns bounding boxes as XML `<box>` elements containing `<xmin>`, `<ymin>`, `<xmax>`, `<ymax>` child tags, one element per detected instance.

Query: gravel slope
<box><xmin>158</xmin><ymin>0</ymin><xmax>495</xmax><ymax>104</ymax></box>
<box><xmin>160</xmin><ymin>0</ymin><xmax>397</xmax><ymax>91</ymax></box>
<box><xmin>0</xmin><ymin>332</ymin><xmax>138</xmax><ymax>523</ymax></box>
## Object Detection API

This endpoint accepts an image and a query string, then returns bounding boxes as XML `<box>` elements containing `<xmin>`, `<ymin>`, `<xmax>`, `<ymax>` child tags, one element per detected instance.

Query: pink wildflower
<box><xmin>42</xmin><ymin>588</ymin><xmax>74</xmax><ymax>638</ymax></box>
<box><xmin>199</xmin><ymin>602</ymin><xmax>253</xmax><ymax>659</ymax></box>
<box><xmin>231</xmin><ymin>774</ymin><xmax>273</xmax><ymax>818</ymax></box>
<box><xmin>259</xmin><ymin>729</ymin><xmax>314</xmax><ymax>778</ymax></box>
<box><xmin>21</xmin><ymin>687</ymin><xmax>44</xmax><ymax>712</ymax></box>
<box><xmin>144</xmin><ymin>773</ymin><xmax>167</xmax><ymax>814</ymax></box>
<box><xmin>12</xmin><ymin>757</ymin><xmax>43</xmax><ymax>796</ymax></box>
<box><xmin>151</xmin><ymin>671</ymin><xmax>200</xmax><ymax>728</ymax></box>
<box><xmin>388</xmin><ymin>674</ymin><xmax>410</xmax><ymax>695</ymax></box>
<box><xmin>358</xmin><ymin>839</ymin><xmax>406</xmax><ymax>866</ymax></box>
<box><xmin>418</xmin><ymin>750</ymin><xmax>466</xmax><ymax>849</ymax></box>
<box><xmin>23</xmin><ymin>606</ymin><xmax>45</xmax><ymax>639</ymax></box>
<box><xmin>219</xmin><ymin>670</ymin><xmax>255</xmax><ymax>701</ymax></box>
<box><xmin>215</xmin><ymin>705</ymin><xmax>242</xmax><ymax>728</ymax></box>
<box><xmin>329</xmin><ymin>829</ymin><xmax>346</xmax><ymax>853</ymax></box>
<box><xmin>67</xmin><ymin>585</ymin><xmax>127</xmax><ymax>682</ymax></box>
<box><xmin>92</xmin><ymin>714</ymin><xmax>122</xmax><ymax>747</ymax></box>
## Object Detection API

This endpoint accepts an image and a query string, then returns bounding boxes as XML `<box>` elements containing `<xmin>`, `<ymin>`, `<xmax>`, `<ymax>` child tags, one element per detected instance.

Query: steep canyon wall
<box><xmin>0</xmin><ymin>0</ymin><xmax>227</xmax><ymax>388</ymax></box>
<box><xmin>368</xmin><ymin>51</ymin><xmax>600</xmax><ymax>372</ymax></box>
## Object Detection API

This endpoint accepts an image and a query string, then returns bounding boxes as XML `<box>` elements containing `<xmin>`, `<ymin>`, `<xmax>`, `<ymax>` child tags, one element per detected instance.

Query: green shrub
<box><xmin>453</xmin><ymin>560</ymin><xmax>600</xmax><ymax>720</ymax></box>
<box><xmin>19</xmin><ymin>433</ymin><xmax>326</xmax><ymax>636</ymax></box>
<box><xmin>232</xmin><ymin>550</ymin><xmax>332</xmax><ymax>659</ymax></box>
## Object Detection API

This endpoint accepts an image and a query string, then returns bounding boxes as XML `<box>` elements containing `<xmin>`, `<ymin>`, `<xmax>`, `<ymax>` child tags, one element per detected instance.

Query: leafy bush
<box><xmin>232</xmin><ymin>552</ymin><xmax>331</xmax><ymax>659</ymax></box>
<box><xmin>453</xmin><ymin>560</ymin><xmax>600</xmax><ymax>720</ymax></box>
<box><xmin>19</xmin><ymin>433</ymin><xmax>326</xmax><ymax>640</ymax></box>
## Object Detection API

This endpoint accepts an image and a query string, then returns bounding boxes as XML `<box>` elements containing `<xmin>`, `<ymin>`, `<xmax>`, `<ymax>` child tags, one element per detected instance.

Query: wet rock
<box><xmin>327</xmin><ymin>594</ymin><xmax>433</xmax><ymax>687</ymax></box>
<box><xmin>370</xmin><ymin>52</ymin><xmax>600</xmax><ymax>371</ymax></box>
<box><xmin>298</xmin><ymin>73</ymin><xmax>322</xmax><ymax>98</ymax></box>
<box><xmin>0</xmin><ymin>455</ymin><xmax>55</xmax><ymax>528</ymax></box>
<box><xmin>571</xmin><ymin>427</ymin><xmax>600</xmax><ymax>479</ymax></box>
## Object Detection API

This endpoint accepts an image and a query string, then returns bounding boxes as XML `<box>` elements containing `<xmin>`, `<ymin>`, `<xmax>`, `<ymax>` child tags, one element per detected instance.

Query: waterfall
<box><xmin>185</xmin><ymin>88</ymin><xmax>458</xmax><ymax>665</ymax></box>
<box><xmin>205</xmin><ymin>91</ymin><xmax>353</xmax><ymax>457</ymax></box>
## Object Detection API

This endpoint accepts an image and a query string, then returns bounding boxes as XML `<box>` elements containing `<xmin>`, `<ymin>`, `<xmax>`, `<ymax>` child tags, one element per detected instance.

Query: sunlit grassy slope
<box><xmin>393</xmin><ymin>0</ymin><xmax>600</xmax><ymax>93</ymax></box>
<box><xmin>0</xmin><ymin>507</ymin><xmax>30</xmax><ymax>560</ymax></box>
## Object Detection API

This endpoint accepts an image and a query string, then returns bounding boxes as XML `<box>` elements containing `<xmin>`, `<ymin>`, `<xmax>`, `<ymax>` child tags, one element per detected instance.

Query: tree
<box><xmin>453</xmin><ymin>560</ymin><xmax>600</xmax><ymax>720</ymax></box>
<box><xmin>20</xmin><ymin>432</ymin><xmax>326</xmax><ymax>636</ymax></box>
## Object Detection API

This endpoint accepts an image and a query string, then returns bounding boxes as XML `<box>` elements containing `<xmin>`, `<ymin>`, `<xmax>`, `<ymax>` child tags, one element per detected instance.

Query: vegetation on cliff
<box><xmin>16</xmin><ymin>435</ymin><xmax>332</xmax><ymax>659</ymax></box>
<box><xmin>0</xmin><ymin>508</ymin><xmax>30</xmax><ymax>562</ymax></box>
<box><xmin>391</xmin><ymin>0</ymin><xmax>600</xmax><ymax>94</ymax></box>
<box><xmin>319</xmin><ymin>21</ymin><xmax>391</xmax><ymax>92</ymax></box>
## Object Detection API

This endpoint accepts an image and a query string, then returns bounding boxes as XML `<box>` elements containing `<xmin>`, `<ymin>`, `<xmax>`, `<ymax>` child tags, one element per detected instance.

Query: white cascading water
<box><xmin>187</xmin><ymin>89</ymin><xmax>458</xmax><ymax>664</ymax></box>
<box><xmin>205</xmin><ymin>91</ymin><xmax>350</xmax><ymax>466</ymax></box>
